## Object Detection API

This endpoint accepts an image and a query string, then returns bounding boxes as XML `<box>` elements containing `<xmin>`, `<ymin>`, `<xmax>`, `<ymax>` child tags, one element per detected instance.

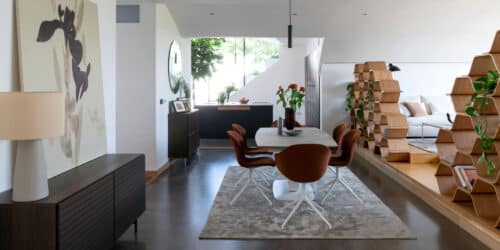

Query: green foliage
<box><xmin>191</xmin><ymin>38</ymin><xmax>225</xmax><ymax>81</ymax></box>
<box><xmin>225</xmin><ymin>86</ymin><xmax>238</xmax><ymax>99</ymax></box>
<box><xmin>345</xmin><ymin>83</ymin><xmax>355</xmax><ymax>112</ymax></box>
<box><xmin>276</xmin><ymin>84</ymin><xmax>305</xmax><ymax>112</ymax></box>
<box><xmin>465</xmin><ymin>70</ymin><xmax>499</xmax><ymax>175</ymax></box>
<box><xmin>217</xmin><ymin>92</ymin><xmax>227</xmax><ymax>104</ymax></box>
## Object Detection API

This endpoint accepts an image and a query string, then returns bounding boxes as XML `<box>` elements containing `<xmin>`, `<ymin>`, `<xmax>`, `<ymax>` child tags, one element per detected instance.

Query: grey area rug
<box><xmin>199</xmin><ymin>166</ymin><xmax>416</xmax><ymax>239</ymax></box>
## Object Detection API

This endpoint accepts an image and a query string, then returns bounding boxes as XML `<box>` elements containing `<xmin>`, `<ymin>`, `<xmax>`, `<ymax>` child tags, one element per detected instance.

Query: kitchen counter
<box><xmin>196</xmin><ymin>103</ymin><xmax>273</xmax><ymax>139</ymax></box>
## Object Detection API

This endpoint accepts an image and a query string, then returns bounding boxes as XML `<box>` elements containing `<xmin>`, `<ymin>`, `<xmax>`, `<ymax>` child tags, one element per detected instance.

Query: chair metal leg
<box><xmin>305</xmin><ymin>197</ymin><xmax>332</xmax><ymax>229</ymax></box>
<box><xmin>255</xmin><ymin>170</ymin><xmax>271</xmax><ymax>187</ymax></box>
<box><xmin>321</xmin><ymin>167</ymin><xmax>340</xmax><ymax>205</ymax></box>
<box><xmin>251</xmin><ymin>171</ymin><xmax>272</xmax><ymax>205</ymax></box>
<box><xmin>234</xmin><ymin>168</ymin><xmax>248</xmax><ymax>187</ymax></box>
<box><xmin>230</xmin><ymin>175</ymin><xmax>251</xmax><ymax>205</ymax></box>
<box><xmin>281</xmin><ymin>198</ymin><xmax>303</xmax><ymax>229</ymax></box>
<box><xmin>339</xmin><ymin>178</ymin><xmax>363</xmax><ymax>203</ymax></box>
<box><xmin>231</xmin><ymin>169</ymin><xmax>272</xmax><ymax>206</ymax></box>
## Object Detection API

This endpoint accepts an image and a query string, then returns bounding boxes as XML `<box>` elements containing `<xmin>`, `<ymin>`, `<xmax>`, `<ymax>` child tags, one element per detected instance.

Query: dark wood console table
<box><xmin>0</xmin><ymin>154</ymin><xmax>145</xmax><ymax>250</ymax></box>
<box><xmin>168</xmin><ymin>110</ymin><xmax>200</xmax><ymax>164</ymax></box>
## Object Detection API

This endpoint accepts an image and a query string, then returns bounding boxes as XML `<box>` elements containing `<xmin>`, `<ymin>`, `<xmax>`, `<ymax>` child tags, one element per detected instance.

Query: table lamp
<box><xmin>0</xmin><ymin>92</ymin><xmax>65</xmax><ymax>202</ymax></box>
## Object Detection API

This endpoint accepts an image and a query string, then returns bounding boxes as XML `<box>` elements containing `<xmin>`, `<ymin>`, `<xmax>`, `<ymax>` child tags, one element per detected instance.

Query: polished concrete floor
<box><xmin>114</xmin><ymin>149</ymin><xmax>487</xmax><ymax>250</ymax></box>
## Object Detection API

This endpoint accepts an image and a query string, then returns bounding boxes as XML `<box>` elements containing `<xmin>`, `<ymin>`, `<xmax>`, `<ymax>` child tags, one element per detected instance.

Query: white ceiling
<box><xmin>119</xmin><ymin>0</ymin><xmax>500</xmax><ymax>63</ymax></box>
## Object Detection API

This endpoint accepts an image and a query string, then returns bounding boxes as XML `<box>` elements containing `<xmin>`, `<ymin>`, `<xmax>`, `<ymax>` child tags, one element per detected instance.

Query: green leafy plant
<box><xmin>276</xmin><ymin>83</ymin><xmax>306</xmax><ymax>112</ymax></box>
<box><xmin>465</xmin><ymin>70</ymin><xmax>499</xmax><ymax>175</ymax></box>
<box><xmin>217</xmin><ymin>92</ymin><xmax>227</xmax><ymax>104</ymax></box>
<box><xmin>366</xmin><ymin>81</ymin><xmax>375</xmax><ymax>110</ymax></box>
<box><xmin>345</xmin><ymin>83</ymin><xmax>355</xmax><ymax>112</ymax></box>
<box><xmin>191</xmin><ymin>38</ymin><xmax>225</xmax><ymax>81</ymax></box>
<box><xmin>225</xmin><ymin>86</ymin><xmax>238</xmax><ymax>100</ymax></box>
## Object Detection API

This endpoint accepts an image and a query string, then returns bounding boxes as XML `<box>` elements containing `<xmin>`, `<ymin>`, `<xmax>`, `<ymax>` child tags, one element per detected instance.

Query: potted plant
<box><xmin>225</xmin><ymin>86</ymin><xmax>238</xmax><ymax>101</ymax></box>
<box><xmin>276</xmin><ymin>83</ymin><xmax>306</xmax><ymax>130</ymax></box>
<box><xmin>217</xmin><ymin>92</ymin><xmax>227</xmax><ymax>104</ymax></box>
<box><xmin>465</xmin><ymin>70</ymin><xmax>499</xmax><ymax>175</ymax></box>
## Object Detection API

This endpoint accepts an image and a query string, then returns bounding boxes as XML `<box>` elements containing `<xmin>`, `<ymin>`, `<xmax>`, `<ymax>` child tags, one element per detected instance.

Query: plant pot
<box><xmin>285</xmin><ymin>108</ymin><xmax>296</xmax><ymax>130</ymax></box>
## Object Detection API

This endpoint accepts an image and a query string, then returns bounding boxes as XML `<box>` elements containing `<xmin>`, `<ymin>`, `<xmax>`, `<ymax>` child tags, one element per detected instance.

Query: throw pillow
<box><xmin>399</xmin><ymin>103</ymin><xmax>411</xmax><ymax>117</ymax></box>
<box><xmin>404</xmin><ymin>102</ymin><xmax>427</xmax><ymax>117</ymax></box>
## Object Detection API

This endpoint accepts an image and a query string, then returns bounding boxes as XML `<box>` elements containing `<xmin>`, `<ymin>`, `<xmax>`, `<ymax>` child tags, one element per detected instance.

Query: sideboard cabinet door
<box><xmin>57</xmin><ymin>175</ymin><xmax>114</xmax><ymax>250</ymax></box>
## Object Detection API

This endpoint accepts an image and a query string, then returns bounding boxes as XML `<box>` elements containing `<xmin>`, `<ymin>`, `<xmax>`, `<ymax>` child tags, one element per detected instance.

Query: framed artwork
<box><xmin>16</xmin><ymin>0</ymin><xmax>107</xmax><ymax>177</ymax></box>
<box><xmin>173</xmin><ymin>101</ymin><xmax>186</xmax><ymax>113</ymax></box>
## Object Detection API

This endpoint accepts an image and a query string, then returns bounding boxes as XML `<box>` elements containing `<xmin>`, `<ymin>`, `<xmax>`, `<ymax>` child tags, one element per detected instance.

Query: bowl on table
<box><xmin>284</xmin><ymin>129</ymin><xmax>303</xmax><ymax>137</ymax></box>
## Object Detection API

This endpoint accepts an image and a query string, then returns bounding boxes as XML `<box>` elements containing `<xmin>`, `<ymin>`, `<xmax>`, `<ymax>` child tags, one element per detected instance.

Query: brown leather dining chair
<box><xmin>275</xmin><ymin>144</ymin><xmax>332</xmax><ymax>229</ymax></box>
<box><xmin>321</xmin><ymin>129</ymin><xmax>362</xmax><ymax>205</ymax></box>
<box><xmin>271</xmin><ymin>120</ymin><xmax>304</xmax><ymax>128</ymax></box>
<box><xmin>231</xmin><ymin>123</ymin><xmax>273</xmax><ymax>156</ymax></box>
<box><xmin>227</xmin><ymin>130</ymin><xmax>275</xmax><ymax>206</ymax></box>
<box><xmin>331</xmin><ymin>123</ymin><xmax>347</xmax><ymax>155</ymax></box>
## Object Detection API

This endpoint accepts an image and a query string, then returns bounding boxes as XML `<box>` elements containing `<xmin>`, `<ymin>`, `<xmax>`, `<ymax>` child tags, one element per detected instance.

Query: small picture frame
<box><xmin>173</xmin><ymin>101</ymin><xmax>186</xmax><ymax>113</ymax></box>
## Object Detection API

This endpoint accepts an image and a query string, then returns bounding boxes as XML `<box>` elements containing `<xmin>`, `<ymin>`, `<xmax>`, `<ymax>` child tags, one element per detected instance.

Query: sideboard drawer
<box><xmin>58</xmin><ymin>175</ymin><xmax>114</xmax><ymax>250</ymax></box>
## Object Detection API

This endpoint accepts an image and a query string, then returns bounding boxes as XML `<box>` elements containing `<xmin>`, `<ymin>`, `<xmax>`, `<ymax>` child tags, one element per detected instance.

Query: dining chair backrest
<box><xmin>275</xmin><ymin>144</ymin><xmax>331</xmax><ymax>183</ymax></box>
<box><xmin>333</xmin><ymin>123</ymin><xmax>347</xmax><ymax>149</ymax></box>
<box><xmin>271</xmin><ymin>120</ymin><xmax>304</xmax><ymax>127</ymax></box>
<box><xmin>227</xmin><ymin>130</ymin><xmax>247</xmax><ymax>166</ymax></box>
<box><xmin>232</xmin><ymin>123</ymin><xmax>247</xmax><ymax>137</ymax></box>
<box><xmin>331</xmin><ymin>130</ymin><xmax>361</xmax><ymax>166</ymax></box>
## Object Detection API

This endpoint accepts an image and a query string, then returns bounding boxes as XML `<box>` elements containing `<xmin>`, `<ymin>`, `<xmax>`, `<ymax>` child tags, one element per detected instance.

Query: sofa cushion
<box><xmin>406</xmin><ymin>115</ymin><xmax>450</xmax><ymax>126</ymax></box>
<box><xmin>399</xmin><ymin>104</ymin><xmax>411</xmax><ymax>117</ymax></box>
<box><xmin>404</xmin><ymin>102</ymin><xmax>427</xmax><ymax>117</ymax></box>
<box><xmin>421</xmin><ymin>96</ymin><xmax>454</xmax><ymax>115</ymax></box>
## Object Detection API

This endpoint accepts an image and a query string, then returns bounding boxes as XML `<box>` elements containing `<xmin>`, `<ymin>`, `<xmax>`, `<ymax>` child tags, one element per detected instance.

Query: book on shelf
<box><xmin>454</xmin><ymin>165</ymin><xmax>477</xmax><ymax>190</ymax></box>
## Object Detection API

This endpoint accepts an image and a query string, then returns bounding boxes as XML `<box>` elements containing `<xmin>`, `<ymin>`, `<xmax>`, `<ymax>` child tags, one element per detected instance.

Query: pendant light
<box><xmin>288</xmin><ymin>0</ymin><xmax>293</xmax><ymax>48</ymax></box>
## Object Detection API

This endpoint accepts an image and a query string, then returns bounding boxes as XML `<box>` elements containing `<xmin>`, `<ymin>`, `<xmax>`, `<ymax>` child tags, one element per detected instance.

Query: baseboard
<box><xmin>145</xmin><ymin>160</ymin><xmax>173</xmax><ymax>185</ymax></box>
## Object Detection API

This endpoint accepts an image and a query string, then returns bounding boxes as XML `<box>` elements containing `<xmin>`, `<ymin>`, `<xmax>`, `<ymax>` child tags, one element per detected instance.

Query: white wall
<box><xmin>155</xmin><ymin>5</ymin><xmax>191</xmax><ymax>170</ymax></box>
<box><xmin>229</xmin><ymin>42</ymin><xmax>311</xmax><ymax>124</ymax></box>
<box><xmin>320</xmin><ymin>63</ymin><xmax>471</xmax><ymax>134</ymax></box>
<box><xmin>0</xmin><ymin>0</ymin><xmax>117</xmax><ymax>192</ymax></box>
<box><xmin>117</xmin><ymin>3</ymin><xmax>190</xmax><ymax>171</ymax></box>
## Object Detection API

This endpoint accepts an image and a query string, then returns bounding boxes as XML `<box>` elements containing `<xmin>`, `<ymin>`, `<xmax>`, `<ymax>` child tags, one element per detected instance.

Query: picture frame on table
<box><xmin>173</xmin><ymin>101</ymin><xmax>186</xmax><ymax>113</ymax></box>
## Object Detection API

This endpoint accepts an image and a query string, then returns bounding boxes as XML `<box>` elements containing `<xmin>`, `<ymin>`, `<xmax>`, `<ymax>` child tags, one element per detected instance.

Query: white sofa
<box><xmin>399</xmin><ymin>96</ymin><xmax>455</xmax><ymax>138</ymax></box>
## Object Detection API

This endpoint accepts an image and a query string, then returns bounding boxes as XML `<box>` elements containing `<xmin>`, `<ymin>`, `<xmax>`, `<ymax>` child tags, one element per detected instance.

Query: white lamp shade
<box><xmin>0</xmin><ymin>92</ymin><xmax>65</xmax><ymax>140</ymax></box>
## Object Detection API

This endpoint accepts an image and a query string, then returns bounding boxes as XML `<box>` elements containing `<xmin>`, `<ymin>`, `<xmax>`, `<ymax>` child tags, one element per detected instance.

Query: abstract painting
<box><xmin>16</xmin><ymin>0</ymin><xmax>107</xmax><ymax>177</ymax></box>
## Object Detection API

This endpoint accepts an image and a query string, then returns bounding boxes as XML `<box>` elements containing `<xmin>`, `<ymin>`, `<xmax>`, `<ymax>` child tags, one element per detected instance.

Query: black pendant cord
<box><xmin>288</xmin><ymin>0</ymin><xmax>293</xmax><ymax>48</ymax></box>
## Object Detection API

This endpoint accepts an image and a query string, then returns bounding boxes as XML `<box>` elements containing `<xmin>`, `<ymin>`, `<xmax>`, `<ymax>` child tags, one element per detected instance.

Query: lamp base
<box><xmin>12</xmin><ymin>140</ymin><xmax>49</xmax><ymax>202</ymax></box>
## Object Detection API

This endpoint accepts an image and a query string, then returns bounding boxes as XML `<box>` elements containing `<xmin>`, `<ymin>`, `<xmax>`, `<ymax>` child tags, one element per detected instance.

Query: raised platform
<box><xmin>355</xmin><ymin>146</ymin><xmax>500</xmax><ymax>249</ymax></box>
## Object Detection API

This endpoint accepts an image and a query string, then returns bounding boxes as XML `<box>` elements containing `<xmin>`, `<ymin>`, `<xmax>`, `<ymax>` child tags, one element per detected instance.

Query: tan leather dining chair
<box><xmin>321</xmin><ymin>129</ymin><xmax>362</xmax><ymax>205</ymax></box>
<box><xmin>227</xmin><ymin>130</ymin><xmax>275</xmax><ymax>206</ymax></box>
<box><xmin>331</xmin><ymin>123</ymin><xmax>347</xmax><ymax>154</ymax></box>
<box><xmin>231</xmin><ymin>123</ymin><xmax>273</xmax><ymax>156</ymax></box>
<box><xmin>275</xmin><ymin>144</ymin><xmax>332</xmax><ymax>229</ymax></box>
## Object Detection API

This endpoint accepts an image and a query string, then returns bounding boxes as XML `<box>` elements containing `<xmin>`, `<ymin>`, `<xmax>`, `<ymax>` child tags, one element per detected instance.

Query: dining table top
<box><xmin>255</xmin><ymin>127</ymin><xmax>337</xmax><ymax>151</ymax></box>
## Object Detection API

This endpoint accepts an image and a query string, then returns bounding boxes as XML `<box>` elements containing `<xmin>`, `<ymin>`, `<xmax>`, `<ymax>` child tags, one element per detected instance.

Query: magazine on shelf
<box><xmin>454</xmin><ymin>165</ymin><xmax>477</xmax><ymax>190</ymax></box>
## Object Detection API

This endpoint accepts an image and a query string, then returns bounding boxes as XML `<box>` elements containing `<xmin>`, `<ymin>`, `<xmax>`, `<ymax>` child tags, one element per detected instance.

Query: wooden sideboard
<box><xmin>197</xmin><ymin>104</ymin><xmax>273</xmax><ymax>139</ymax></box>
<box><xmin>168</xmin><ymin>110</ymin><xmax>200</xmax><ymax>164</ymax></box>
<box><xmin>0</xmin><ymin>154</ymin><xmax>145</xmax><ymax>250</ymax></box>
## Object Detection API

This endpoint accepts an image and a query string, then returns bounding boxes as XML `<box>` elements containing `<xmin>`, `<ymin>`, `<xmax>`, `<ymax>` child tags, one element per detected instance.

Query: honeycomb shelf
<box><xmin>434</xmin><ymin>31</ymin><xmax>500</xmax><ymax>230</ymax></box>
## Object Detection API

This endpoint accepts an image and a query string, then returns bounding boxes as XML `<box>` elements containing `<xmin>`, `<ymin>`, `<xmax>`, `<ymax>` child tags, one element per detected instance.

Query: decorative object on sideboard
<box><xmin>217</xmin><ymin>91</ymin><xmax>227</xmax><ymax>104</ymax></box>
<box><xmin>0</xmin><ymin>92</ymin><xmax>65</xmax><ymax>202</ymax></box>
<box><xmin>388</xmin><ymin>63</ymin><xmax>401</xmax><ymax>72</ymax></box>
<box><xmin>17</xmin><ymin>0</ymin><xmax>107</xmax><ymax>177</ymax></box>
<box><xmin>276</xmin><ymin>83</ymin><xmax>306</xmax><ymax>130</ymax></box>
<box><xmin>173</xmin><ymin>100</ymin><xmax>187</xmax><ymax>113</ymax></box>
<box><xmin>239</xmin><ymin>97</ymin><xmax>250</xmax><ymax>104</ymax></box>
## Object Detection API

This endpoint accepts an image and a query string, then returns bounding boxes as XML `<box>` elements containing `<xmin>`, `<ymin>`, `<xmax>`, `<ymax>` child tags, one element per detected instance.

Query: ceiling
<box><xmin>119</xmin><ymin>0</ymin><xmax>500</xmax><ymax>63</ymax></box>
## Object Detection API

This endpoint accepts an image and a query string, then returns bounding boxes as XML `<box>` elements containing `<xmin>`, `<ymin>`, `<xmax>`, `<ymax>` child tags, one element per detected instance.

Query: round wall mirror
<box><xmin>168</xmin><ymin>41</ymin><xmax>183</xmax><ymax>93</ymax></box>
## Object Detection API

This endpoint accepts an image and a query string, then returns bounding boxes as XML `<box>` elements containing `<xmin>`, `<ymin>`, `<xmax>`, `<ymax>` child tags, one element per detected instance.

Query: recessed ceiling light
<box><xmin>292</xmin><ymin>13</ymin><xmax>298</xmax><ymax>16</ymax></box>
<box><xmin>209</xmin><ymin>12</ymin><xmax>215</xmax><ymax>16</ymax></box>
<box><xmin>362</xmin><ymin>12</ymin><xmax>368</xmax><ymax>16</ymax></box>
